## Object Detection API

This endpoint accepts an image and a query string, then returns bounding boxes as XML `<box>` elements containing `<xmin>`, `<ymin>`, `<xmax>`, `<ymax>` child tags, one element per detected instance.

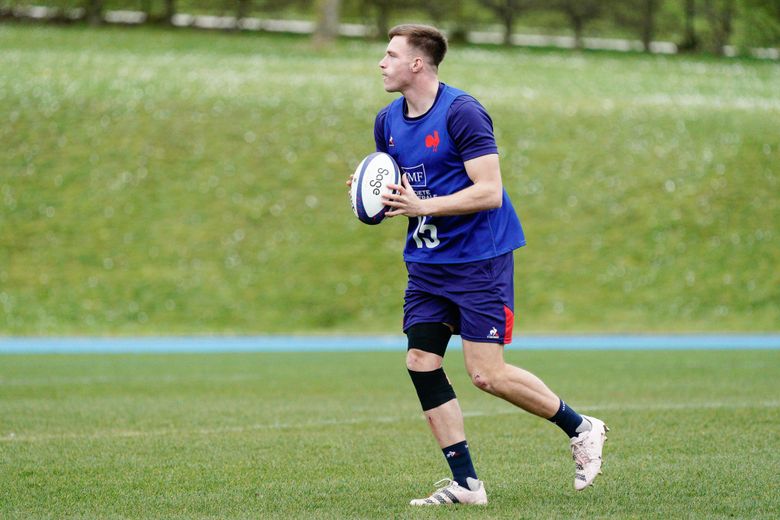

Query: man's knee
<box><xmin>405</xmin><ymin>322</ymin><xmax>452</xmax><ymax>370</ymax></box>
<box><xmin>469</xmin><ymin>366</ymin><xmax>504</xmax><ymax>394</ymax></box>
<box><xmin>405</xmin><ymin>323</ymin><xmax>456</xmax><ymax>411</ymax></box>
<box><xmin>405</xmin><ymin>348</ymin><xmax>442</xmax><ymax>371</ymax></box>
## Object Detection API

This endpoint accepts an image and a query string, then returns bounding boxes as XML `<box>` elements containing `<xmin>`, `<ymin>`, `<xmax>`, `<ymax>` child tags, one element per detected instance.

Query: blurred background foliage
<box><xmin>1</xmin><ymin>0</ymin><xmax>779</xmax><ymax>54</ymax></box>
<box><xmin>0</xmin><ymin>5</ymin><xmax>778</xmax><ymax>336</ymax></box>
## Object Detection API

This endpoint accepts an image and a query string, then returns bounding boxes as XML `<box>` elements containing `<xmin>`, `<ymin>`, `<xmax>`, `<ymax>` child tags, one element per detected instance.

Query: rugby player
<box><xmin>351</xmin><ymin>24</ymin><xmax>608</xmax><ymax>505</ymax></box>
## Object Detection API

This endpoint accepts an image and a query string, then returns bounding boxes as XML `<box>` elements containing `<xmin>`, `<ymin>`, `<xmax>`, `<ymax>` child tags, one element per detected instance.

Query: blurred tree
<box><xmin>359</xmin><ymin>0</ymin><xmax>414</xmax><ymax>38</ymax></box>
<box><xmin>423</xmin><ymin>0</ymin><xmax>454</xmax><ymax>25</ymax></box>
<box><xmin>479</xmin><ymin>0</ymin><xmax>535</xmax><ymax>45</ymax></box>
<box><xmin>237</xmin><ymin>0</ymin><xmax>252</xmax><ymax>23</ymax></box>
<box><xmin>702</xmin><ymin>0</ymin><xmax>735</xmax><ymax>54</ymax></box>
<box><xmin>140</xmin><ymin>0</ymin><xmax>152</xmax><ymax>18</ymax></box>
<box><xmin>85</xmin><ymin>0</ymin><xmax>103</xmax><ymax>26</ymax></box>
<box><xmin>552</xmin><ymin>0</ymin><xmax>603</xmax><ymax>49</ymax></box>
<box><xmin>313</xmin><ymin>0</ymin><xmax>341</xmax><ymax>46</ymax></box>
<box><xmin>611</xmin><ymin>0</ymin><xmax>663</xmax><ymax>52</ymax></box>
<box><xmin>423</xmin><ymin>0</ymin><xmax>470</xmax><ymax>43</ymax></box>
<box><xmin>755</xmin><ymin>0</ymin><xmax>780</xmax><ymax>19</ymax></box>
<box><xmin>164</xmin><ymin>0</ymin><xmax>176</xmax><ymax>25</ymax></box>
<box><xmin>678</xmin><ymin>0</ymin><xmax>700</xmax><ymax>51</ymax></box>
<box><xmin>739</xmin><ymin>0</ymin><xmax>780</xmax><ymax>47</ymax></box>
<box><xmin>373</xmin><ymin>0</ymin><xmax>393</xmax><ymax>38</ymax></box>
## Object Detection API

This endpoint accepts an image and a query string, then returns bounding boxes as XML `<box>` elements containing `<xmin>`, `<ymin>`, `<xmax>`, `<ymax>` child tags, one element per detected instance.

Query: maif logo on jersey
<box><xmin>401</xmin><ymin>164</ymin><xmax>427</xmax><ymax>188</ymax></box>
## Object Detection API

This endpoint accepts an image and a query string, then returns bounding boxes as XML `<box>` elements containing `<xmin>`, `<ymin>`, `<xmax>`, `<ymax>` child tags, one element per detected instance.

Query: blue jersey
<box><xmin>374</xmin><ymin>83</ymin><xmax>526</xmax><ymax>264</ymax></box>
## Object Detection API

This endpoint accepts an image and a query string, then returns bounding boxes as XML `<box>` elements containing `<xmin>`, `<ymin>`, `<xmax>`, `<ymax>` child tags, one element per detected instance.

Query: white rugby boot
<box><xmin>409</xmin><ymin>477</ymin><xmax>487</xmax><ymax>505</ymax></box>
<box><xmin>570</xmin><ymin>415</ymin><xmax>609</xmax><ymax>490</ymax></box>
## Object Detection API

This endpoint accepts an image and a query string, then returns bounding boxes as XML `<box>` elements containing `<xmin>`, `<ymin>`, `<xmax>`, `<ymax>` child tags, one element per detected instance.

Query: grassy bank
<box><xmin>1</xmin><ymin>25</ymin><xmax>778</xmax><ymax>334</ymax></box>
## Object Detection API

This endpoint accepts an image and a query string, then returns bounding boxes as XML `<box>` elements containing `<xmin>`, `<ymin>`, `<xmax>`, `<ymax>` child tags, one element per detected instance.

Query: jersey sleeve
<box><xmin>374</xmin><ymin>106</ymin><xmax>390</xmax><ymax>153</ymax></box>
<box><xmin>447</xmin><ymin>96</ymin><xmax>499</xmax><ymax>162</ymax></box>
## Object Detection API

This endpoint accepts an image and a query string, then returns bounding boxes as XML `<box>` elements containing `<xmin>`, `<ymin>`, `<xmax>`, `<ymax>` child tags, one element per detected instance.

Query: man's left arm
<box><xmin>383</xmin><ymin>153</ymin><xmax>503</xmax><ymax>218</ymax></box>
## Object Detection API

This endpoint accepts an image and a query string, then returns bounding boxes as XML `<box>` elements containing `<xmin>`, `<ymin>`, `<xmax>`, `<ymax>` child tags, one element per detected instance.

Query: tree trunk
<box><xmin>716</xmin><ymin>0</ymin><xmax>735</xmax><ymax>55</ymax></box>
<box><xmin>376</xmin><ymin>2</ymin><xmax>390</xmax><ymax>40</ymax></box>
<box><xmin>165</xmin><ymin>0</ymin><xmax>176</xmax><ymax>26</ymax></box>
<box><xmin>640</xmin><ymin>0</ymin><xmax>657</xmax><ymax>52</ymax></box>
<box><xmin>704</xmin><ymin>0</ymin><xmax>735</xmax><ymax>55</ymax></box>
<box><xmin>679</xmin><ymin>0</ymin><xmax>699</xmax><ymax>52</ymax></box>
<box><xmin>313</xmin><ymin>0</ymin><xmax>341</xmax><ymax>46</ymax></box>
<box><xmin>502</xmin><ymin>8</ymin><xmax>514</xmax><ymax>46</ymax></box>
<box><xmin>237</xmin><ymin>0</ymin><xmax>251</xmax><ymax>28</ymax></box>
<box><xmin>573</xmin><ymin>15</ymin><xmax>584</xmax><ymax>49</ymax></box>
<box><xmin>86</xmin><ymin>0</ymin><xmax>103</xmax><ymax>26</ymax></box>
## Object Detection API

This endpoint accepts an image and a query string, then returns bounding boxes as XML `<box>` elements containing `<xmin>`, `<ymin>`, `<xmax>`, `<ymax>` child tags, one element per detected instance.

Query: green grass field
<box><xmin>1</xmin><ymin>349</ymin><xmax>779</xmax><ymax>518</ymax></box>
<box><xmin>1</xmin><ymin>24</ymin><xmax>779</xmax><ymax>335</ymax></box>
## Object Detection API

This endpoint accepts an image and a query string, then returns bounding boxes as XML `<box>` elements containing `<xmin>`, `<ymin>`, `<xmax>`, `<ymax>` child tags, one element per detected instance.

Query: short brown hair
<box><xmin>388</xmin><ymin>24</ymin><xmax>448</xmax><ymax>68</ymax></box>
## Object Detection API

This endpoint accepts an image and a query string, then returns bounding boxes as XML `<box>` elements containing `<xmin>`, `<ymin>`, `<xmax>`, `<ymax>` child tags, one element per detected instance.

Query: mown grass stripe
<box><xmin>3</xmin><ymin>399</ymin><xmax>777</xmax><ymax>443</ymax></box>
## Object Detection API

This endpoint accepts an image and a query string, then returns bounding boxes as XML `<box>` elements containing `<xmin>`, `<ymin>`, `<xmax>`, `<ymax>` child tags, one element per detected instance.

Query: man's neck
<box><xmin>403</xmin><ymin>78</ymin><xmax>441</xmax><ymax>118</ymax></box>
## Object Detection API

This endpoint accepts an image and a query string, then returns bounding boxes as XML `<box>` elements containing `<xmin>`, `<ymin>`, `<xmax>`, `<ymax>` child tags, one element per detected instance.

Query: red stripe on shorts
<box><xmin>504</xmin><ymin>305</ymin><xmax>514</xmax><ymax>344</ymax></box>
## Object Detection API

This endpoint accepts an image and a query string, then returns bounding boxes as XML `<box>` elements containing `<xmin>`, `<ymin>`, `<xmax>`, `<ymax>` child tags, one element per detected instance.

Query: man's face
<box><xmin>379</xmin><ymin>36</ymin><xmax>417</xmax><ymax>92</ymax></box>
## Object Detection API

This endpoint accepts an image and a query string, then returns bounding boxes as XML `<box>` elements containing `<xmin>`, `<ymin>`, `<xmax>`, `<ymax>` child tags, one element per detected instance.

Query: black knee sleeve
<box><xmin>406</xmin><ymin>322</ymin><xmax>452</xmax><ymax>357</ymax></box>
<box><xmin>408</xmin><ymin>367</ymin><xmax>457</xmax><ymax>411</ymax></box>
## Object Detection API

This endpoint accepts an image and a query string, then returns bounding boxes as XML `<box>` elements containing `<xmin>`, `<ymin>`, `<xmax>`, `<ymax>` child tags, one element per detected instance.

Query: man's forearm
<box><xmin>420</xmin><ymin>181</ymin><xmax>503</xmax><ymax>217</ymax></box>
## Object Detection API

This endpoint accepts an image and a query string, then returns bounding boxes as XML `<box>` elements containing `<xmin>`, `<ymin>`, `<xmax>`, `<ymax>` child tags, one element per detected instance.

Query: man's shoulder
<box><xmin>439</xmin><ymin>84</ymin><xmax>490</xmax><ymax>120</ymax></box>
<box><xmin>442</xmin><ymin>86</ymin><xmax>497</xmax><ymax>159</ymax></box>
<box><xmin>449</xmin><ymin>93</ymin><xmax>489</xmax><ymax>117</ymax></box>
<box><xmin>442</xmin><ymin>84</ymin><xmax>481</xmax><ymax>105</ymax></box>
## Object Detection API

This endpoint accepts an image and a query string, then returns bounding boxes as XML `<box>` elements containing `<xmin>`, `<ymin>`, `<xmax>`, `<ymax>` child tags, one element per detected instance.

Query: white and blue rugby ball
<box><xmin>350</xmin><ymin>152</ymin><xmax>401</xmax><ymax>225</ymax></box>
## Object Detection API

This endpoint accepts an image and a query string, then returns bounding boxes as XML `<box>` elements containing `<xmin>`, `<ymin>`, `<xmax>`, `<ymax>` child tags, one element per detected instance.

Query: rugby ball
<box><xmin>350</xmin><ymin>152</ymin><xmax>401</xmax><ymax>225</ymax></box>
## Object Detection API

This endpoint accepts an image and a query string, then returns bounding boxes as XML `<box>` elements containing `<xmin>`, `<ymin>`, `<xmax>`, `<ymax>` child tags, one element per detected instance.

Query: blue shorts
<box><xmin>403</xmin><ymin>252</ymin><xmax>516</xmax><ymax>345</ymax></box>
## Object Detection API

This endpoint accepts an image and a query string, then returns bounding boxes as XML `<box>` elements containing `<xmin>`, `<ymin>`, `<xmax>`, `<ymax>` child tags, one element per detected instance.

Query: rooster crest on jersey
<box><xmin>350</xmin><ymin>152</ymin><xmax>401</xmax><ymax>225</ymax></box>
<box><xmin>425</xmin><ymin>130</ymin><xmax>440</xmax><ymax>152</ymax></box>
